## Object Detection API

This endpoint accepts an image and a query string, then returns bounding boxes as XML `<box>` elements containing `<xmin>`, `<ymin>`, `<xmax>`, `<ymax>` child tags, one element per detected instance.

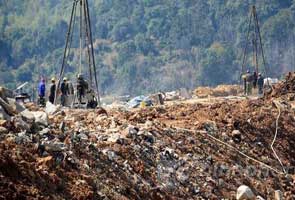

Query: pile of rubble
<box><xmin>268</xmin><ymin>72</ymin><xmax>295</xmax><ymax>99</ymax></box>
<box><xmin>0</xmin><ymin>83</ymin><xmax>295</xmax><ymax>199</ymax></box>
<box><xmin>194</xmin><ymin>84</ymin><xmax>243</xmax><ymax>98</ymax></box>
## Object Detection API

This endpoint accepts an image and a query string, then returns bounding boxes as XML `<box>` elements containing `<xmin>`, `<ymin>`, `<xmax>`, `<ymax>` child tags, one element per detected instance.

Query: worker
<box><xmin>241</xmin><ymin>73</ymin><xmax>247</xmax><ymax>95</ymax></box>
<box><xmin>60</xmin><ymin>77</ymin><xmax>69</xmax><ymax>106</ymax></box>
<box><xmin>245</xmin><ymin>70</ymin><xmax>253</xmax><ymax>96</ymax></box>
<box><xmin>77</xmin><ymin>74</ymin><xmax>88</xmax><ymax>104</ymax></box>
<box><xmin>68</xmin><ymin>80</ymin><xmax>75</xmax><ymax>95</ymax></box>
<box><xmin>86</xmin><ymin>89</ymin><xmax>98</xmax><ymax>108</ymax></box>
<box><xmin>49</xmin><ymin>78</ymin><xmax>56</xmax><ymax>104</ymax></box>
<box><xmin>66</xmin><ymin>80</ymin><xmax>74</xmax><ymax>106</ymax></box>
<box><xmin>257</xmin><ymin>73</ymin><xmax>264</xmax><ymax>95</ymax></box>
<box><xmin>38</xmin><ymin>78</ymin><xmax>46</xmax><ymax>107</ymax></box>
<box><xmin>253</xmin><ymin>71</ymin><xmax>258</xmax><ymax>89</ymax></box>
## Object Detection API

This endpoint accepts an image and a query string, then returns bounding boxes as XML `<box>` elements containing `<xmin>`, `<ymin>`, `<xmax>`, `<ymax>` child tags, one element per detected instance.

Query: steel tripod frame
<box><xmin>54</xmin><ymin>0</ymin><xmax>101</xmax><ymax>107</ymax></box>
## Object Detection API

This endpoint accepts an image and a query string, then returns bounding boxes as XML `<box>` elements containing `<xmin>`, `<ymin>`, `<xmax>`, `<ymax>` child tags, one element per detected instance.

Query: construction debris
<box><xmin>267</xmin><ymin>72</ymin><xmax>295</xmax><ymax>98</ymax></box>
<box><xmin>0</xmin><ymin>76</ymin><xmax>295</xmax><ymax>199</ymax></box>
<box><xmin>194</xmin><ymin>84</ymin><xmax>243</xmax><ymax>98</ymax></box>
<box><xmin>236</xmin><ymin>185</ymin><xmax>255</xmax><ymax>200</ymax></box>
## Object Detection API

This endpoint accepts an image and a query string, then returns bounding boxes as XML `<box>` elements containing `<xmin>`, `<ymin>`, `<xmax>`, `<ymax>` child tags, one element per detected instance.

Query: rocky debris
<box><xmin>0</xmin><ymin>78</ymin><xmax>295</xmax><ymax>199</ymax></box>
<box><xmin>236</xmin><ymin>185</ymin><xmax>255</xmax><ymax>200</ymax></box>
<box><xmin>274</xmin><ymin>190</ymin><xmax>283</xmax><ymax>200</ymax></box>
<box><xmin>0</xmin><ymin>105</ymin><xmax>10</xmax><ymax>120</ymax></box>
<box><xmin>32</xmin><ymin>111</ymin><xmax>48</xmax><ymax>126</ymax></box>
<box><xmin>12</xmin><ymin>116</ymin><xmax>31</xmax><ymax>131</ymax></box>
<box><xmin>268</xmin><ymin>72</ymin><xmax>295</xmax><ymax>98</ymax></box>
<box><xmin>194</xmin><ymin>84</ymin><xmax>243</xmax><ymax>98</ymax></box>
<box><xmin>0</xmin><ymin>86</ymin><xmax>13</xmax><ymax>102</ymax></box>
<box><xmin>0</xmin><ymin>126</ymin><xmax>8</xmax><ymax>134</ymax></box>
<box><xmin>0</xmin><ymin>87</ymin><xmax>25</xmax><ymax>117</ymax></box>
<box><xmin>7</xmin><ymin>98</ymin><xmax>25</xmax><ymax>113</ymax></box>
<box><xmin>231</xmin><ymin>129</ymin><xmax>242</xmax><ymax>143</ymax></box>
<box><xmin>164</xmin><ymin>91</ymin><xmax>181</xmax><ymax>101</ymax></box>
<box><xmin>256</xmin><ymin>195</ymin><xmax>265</xmax><ymax>200</ymax></box>
<box><xmin>20</xmin><ymin>109</ymin><xmax>35</xmax><ymax>121</ymax></box>
<box><xmin>45</xmin><ymin>102</ymin><xmax>61</xmax><ymax>115</ymax></box>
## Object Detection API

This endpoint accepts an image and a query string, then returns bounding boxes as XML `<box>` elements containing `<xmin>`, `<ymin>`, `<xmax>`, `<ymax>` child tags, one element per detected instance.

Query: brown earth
<box><xmin>1</xmin><ymin>78</ymin><xmax>295</xmax><ymax>199</ymax></box>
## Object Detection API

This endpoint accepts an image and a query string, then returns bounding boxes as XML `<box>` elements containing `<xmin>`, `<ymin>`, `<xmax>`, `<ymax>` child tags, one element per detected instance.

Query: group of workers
<box><xmin>38</xmin><ymin>74</ymin><xmax>89</xmax><ymax>107</ymax></box>
<box><xmin>242</xmin><ymin>70</ymin><xmax>264</xmax><ymax>96</ymax></box>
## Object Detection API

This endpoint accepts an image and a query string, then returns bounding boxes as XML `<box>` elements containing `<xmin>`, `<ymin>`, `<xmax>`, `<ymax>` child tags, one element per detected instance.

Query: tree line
<box><xmin>0</xmin><ymin>0</ymin><xmax>294</xmax><ymax>96</ymax></box>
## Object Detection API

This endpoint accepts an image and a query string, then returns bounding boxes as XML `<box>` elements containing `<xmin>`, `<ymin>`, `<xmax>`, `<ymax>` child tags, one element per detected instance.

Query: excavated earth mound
<box><xmin>194</xmin><ymin>85</ymin><xmax>243</xmax><ymax>98</ymax></box>
<box><xmin>268</xmin><ymin>72</ymin><xmax>295</xmax><ymax>98</ymax></box>
<box><xmin>0</xmin><ymin>82</ymin><xmax>295</xmax><ymax>199</ymax></box>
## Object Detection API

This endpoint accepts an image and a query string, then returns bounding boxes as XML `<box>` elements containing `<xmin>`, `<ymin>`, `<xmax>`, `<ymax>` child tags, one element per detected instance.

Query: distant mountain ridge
<box><xmin>0</xmin><ymin>0</ymin><xmax>294</xmax><ymax>96</ymax></box>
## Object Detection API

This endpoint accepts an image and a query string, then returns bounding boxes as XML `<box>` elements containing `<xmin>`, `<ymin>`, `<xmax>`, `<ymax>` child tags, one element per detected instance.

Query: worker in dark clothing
<box><xmin>38</xmin><ymin>78</ymin><xmax>46</xmax><ymax>107</ymax></box>
<box><xmin>245</xmin><ymin>70</ymin><xmax>253</xmax><ymax>96</ymax></box>
<box><xmin>253</xmin><ymin>71</ymin><xmax>258</xmax><ymax>89</ymax></box>
<box><xmin>49</xmin><ymin>78</ymin><xmax>56</xmax><ymax>104</ymax></box>
<box><xmin>257</xmin><ymin>73</ymin><xmax>264</xmax><ymax>95</ymax></box>
<box><xmin>241</xmin><ymin>73</ymin><xmax>247</xmax><ymax>95</ymax></box>
<box><xmin>60</xmin><ymin>77</ymin><xmax>69</xmax><ymax>106</ymax></box>
<box><xmin>77</xmin><ymin>74</ymin><xmax>88</xmax><ymax>104</ymax></box>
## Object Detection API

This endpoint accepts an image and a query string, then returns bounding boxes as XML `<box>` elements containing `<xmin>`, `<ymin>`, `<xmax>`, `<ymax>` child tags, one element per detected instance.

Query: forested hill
<box><xmin>0</xmin><ymin>0</ymin><xmax>295</xmax><ymax>96</ymax></box>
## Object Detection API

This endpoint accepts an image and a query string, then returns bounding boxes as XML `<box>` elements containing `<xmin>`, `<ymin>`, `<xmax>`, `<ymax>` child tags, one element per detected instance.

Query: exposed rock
<box><xmin>12</xmin><ymin>116</ymin><xmax>31</xmax><ymax>131</ymax></box>
<box><xmin>15</xmin><ymin>131</ymin><xmax>31</xmax><ymax>144</ymax></box>
<box><xmin>0</xmin><ymin>97</ymin><xmax>17</xmax><ymax>116</ymax></box>
<box><xmin>44</xmin><ymin>141</ymin><xmax>67</xmax><ymax>152</ymax></box>
<box><xmin>45</xmin><ymin>102</ymin><xmax>60</xmax><ymax>115</ymax></box>
<box><xmin>39</xmin><ymin>128</ymin><xmax>50</xmax><ymax>136</ymax></box>
<box><xmin>274</xmin><ymin>190</ymin><xmax>283</xmax><ymax>200</ymax></box>
<box><xmin>256</xmin><ymin>196</ymin><xmax>265</xmax><ymax>200</ymax></box>
<box><xmin>0</xmin><ymin>126</ymin><xmax>8</xmax><ymax>134</ymax></box>
<box><xmin>0</xmin><ymin>105</ymin><xmax>10</xmax><ymax>120</ymax></box>
<box><xmin>236</xmin><ymin>185</ymin><xmax>255</xmax><ymax>200</ymax></box>
<box><xmin>8</xmin><ymin>98</ymin><xmax>25</xmax><ymax>113</ymax></box>
<box><xmin>32</xmin><ymin>111</ymin><xmax>48</xmax><ymax>126</ymax></box>
<box><xmin>20</xmin><ymin>109</ymin><xmax>35</xmax><ymax>122</ymax></box>
<box><xmin>137</xmin><ymin>130</ymin><xmax>155</xmax><ymax>143</ymax></box>
<box><xmin>203</xmin><ymin>121</ymin><xmax>218</xmax><ymax>135</ymax></box>
<box><xmin>107</xmin><ymin>133</ymin><xmax>125</xmax><ymax>144</ymax></box>
<box><xmin>0</xmin><ymin>87</ymin><xmax>13</xmax><ymax>101</ymax></box>
<box><xmin>232</xmin><ymin>130</ymin><xmax>242</xmax><ymax>143</ymax></box>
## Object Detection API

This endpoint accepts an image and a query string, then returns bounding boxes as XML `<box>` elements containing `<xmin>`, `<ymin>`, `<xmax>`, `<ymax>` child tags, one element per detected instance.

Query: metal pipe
<box><xmin>85</xmin><ymin>0</ymin><xmax>101</xmax><ymax>106</ymax></box>
<box><xmin>54</xmin><ymin>0</ymin><xmax>77</xmax><ymax>105</ymax></box>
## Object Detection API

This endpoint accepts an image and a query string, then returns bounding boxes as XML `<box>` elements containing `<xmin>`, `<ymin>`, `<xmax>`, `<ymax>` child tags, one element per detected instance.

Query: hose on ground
<box><xmin>175</xmin><ymin>127</ymin><xmax>284</xmax><ymax>175</ymax></box>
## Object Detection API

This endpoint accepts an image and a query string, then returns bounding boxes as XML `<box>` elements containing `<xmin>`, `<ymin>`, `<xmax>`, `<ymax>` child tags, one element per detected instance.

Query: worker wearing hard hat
<box><xmin>257</xmin><ymin>73</ymin><xmax>264</xmax><ymax>95</ymax></box>
<box><xmin>76</xmin><ymin>74</ymin><xmax>88</xmax><ymax>104</ymax></box>
<box><xmin>48</xmin><ymin>77</ymin><xmax>56</xmax><ymax>104</ymax></box>
<box><xmin>38</xmin><ymin>78</ymin><xmax>46</xmax><ymax>107</ymax></box>
<box><xmin>60</xmin><ymin>77</ymin><xmax>69</xmax><ymax>106</ymax></box>
<box><xmin>245</xmin><ymin>69</ymin><xmax>253</xmax><ymax>96</ymax></box>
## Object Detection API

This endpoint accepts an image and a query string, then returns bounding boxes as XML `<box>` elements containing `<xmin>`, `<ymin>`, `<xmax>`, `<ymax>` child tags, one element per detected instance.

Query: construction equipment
<box><xmin>240</xmin><ymin>5</ymin><xmax>270</xmax><ymax>87</ymax></box>
<box><xmin>14</xmin><ymin>82</ymin><xmax>31</xmax><ymax>103</ymax></box>
<box><xmin>54</xmin><ymin>0</ymin><xmax>101</xmax><ymax>108</ymax></box>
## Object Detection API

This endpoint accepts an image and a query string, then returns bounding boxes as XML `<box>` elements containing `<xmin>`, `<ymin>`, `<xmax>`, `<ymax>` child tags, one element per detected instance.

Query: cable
<box><xmin>85</xmin><ymin>0</ymin><xmax>101</xmax><ymax>106</ymax></box>
<box><xmin>79</xmin><ymin>0</ymin><xmax>83</xmax><ymax>75</ymax></box>
<box><xmin>253</xmin><ymin>6</ymin><xmax>270</xmax><ymax>87</ymax></box>
<box><xmin>240</xmin><ymin>7</ymin><xmax>253</xmax><ymax>77</ymax></box>
<box><xmin>83</xmin><ymin>0</ymin><xmax>93</xmax><ymax>88</ymax></box>
<box><xmin>174</xmin><ymin>127</ymin><xmax>284</xmax><ymax>174</ymax></box>
<box><xmin>272</xmin><ymin>101</ymin><xmax>287</xmax><ymax>174</ymax></box>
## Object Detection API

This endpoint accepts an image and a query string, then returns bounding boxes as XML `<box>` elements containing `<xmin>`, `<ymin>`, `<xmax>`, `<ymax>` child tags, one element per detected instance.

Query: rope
<box><xmin>272</xmin><ymin>101</ymin><xmax>287</xmax><ymax>174</ymax></box>
<box><xmin>79</xmin><ymin>0</ymin><xmax>83</xmax><ymax>75</ymax></box>
<box><xmin>85</xmin><ymin>0</ymin><xmax>101</xmax><ymax>106</ymax></box>
<box><xmin>240</xmin><ymin>7</ymin><xmax>253</xmax><ymax>77</ymax></box>
<box><xmin>174</xmin><ymin>127</ymin><xmax>284</xmax><ymax>174</ymax></box>
<box><xmin>253</xmin><ymin>6</ymin><xmax>270</xmax><ymax>87</ymax></box>
<box><xmin>54</xmin><ymin>0</ymin><xmax>77</xmax><ymax>105</ymax></box>
<box><xmin>83</xmin><ymin>0</ymin><xmax>93</xmax><ymax>88</ymax></box>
